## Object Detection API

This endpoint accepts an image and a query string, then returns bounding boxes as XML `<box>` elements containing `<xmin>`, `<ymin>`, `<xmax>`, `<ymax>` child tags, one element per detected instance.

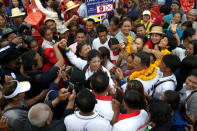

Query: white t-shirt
<box><xmin>136</xmin><ymin>68</ymin><xmax>162</xmax><ymax>96</ymax></box>
<box><xmin>93</xmin><ymin>92</ymin><xmax>114</xmax><ymax>121</ymax></box>
<box><xmin>153</xmin><ymin>74</ymin><xmax>177</xmax><ymax>99</ymax></box>
<box><xmin>92</xmin><ymin>37</ymin><xmax>110</xmax><ymax>50</ymax></box>
<box><xmin>64</xmin><ymin>111</ymin><xmax>112</xmax><ymax>131</ymax></box>
<box><xmin>171</xmin><ymin>47</ymin><xmax>185</xmax><ymax>61</ymax></box>
<box><xmin>42</xmin><ymin>39</ymin><xmax>55</xmax><ymax>50</ymax></box>
<box><xmin>112</xmin><ymin>109</ymin><xmax>149</xmax><ymax>131</ymax></box>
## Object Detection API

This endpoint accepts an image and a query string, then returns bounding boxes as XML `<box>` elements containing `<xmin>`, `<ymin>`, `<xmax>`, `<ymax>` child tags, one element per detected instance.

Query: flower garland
<box><xmin>129</xmin><ymin>49</ymin><xmax>171</xmax><ymax>81</ymax></box>
<box><xmin>126</xmin><ymin>36</ymin><xmax>133</xmax><ymax>55</ymax></box>
<box><xmin>129</xmin><ymin>64</ymin><xmax>158</xmax><ymax>81</ymax></box>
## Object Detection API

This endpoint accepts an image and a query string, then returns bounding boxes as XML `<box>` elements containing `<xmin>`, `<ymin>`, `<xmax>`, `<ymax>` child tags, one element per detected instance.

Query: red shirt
<box><xmin>145</xmin><ymin>40</ymin><xmax>153</xmax><ymax>49</ymax></box>
<box><xmin>154</xmin><ymin>14</ymin><xmax>165</xmax><ymax>26</ymax></box>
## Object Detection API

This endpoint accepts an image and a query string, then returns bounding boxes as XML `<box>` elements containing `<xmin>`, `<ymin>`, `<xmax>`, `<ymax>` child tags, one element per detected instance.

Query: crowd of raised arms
<box><xmin>0</xmin><ymin>0</ymin><xmax>197</xmax><ymax>130</ymax></box>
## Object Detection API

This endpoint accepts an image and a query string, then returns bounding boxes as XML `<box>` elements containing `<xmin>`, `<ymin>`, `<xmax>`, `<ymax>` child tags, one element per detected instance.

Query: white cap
<box><xmin>4</xmin><ymin>80</ymin><xmax>31</xmax><ymax>99</ymax></box>
<box><xmin>143</xmin><ymin>10</ymin><xmax>151</xmax><ymax>16</ymax></box>
<box><xmin>57</xmin><ymin>25</ymin><xmax>69</xmax><ymax>34</ymax></box>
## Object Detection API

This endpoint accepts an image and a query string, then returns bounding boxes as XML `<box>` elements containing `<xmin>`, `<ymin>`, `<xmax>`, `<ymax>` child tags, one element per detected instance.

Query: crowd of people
<box><xmin>0</xmin><ymin>0</ymin><xmax>197</xmax><ymax>130</ymax></box>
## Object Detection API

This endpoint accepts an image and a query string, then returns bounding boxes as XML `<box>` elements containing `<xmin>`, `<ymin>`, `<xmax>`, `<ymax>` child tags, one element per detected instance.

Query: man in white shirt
<box><xmin>153</xmin><ymin>54</ymin><xmax>181</xmax><ymax>99</ymax></box>
<box><xmin>69</xmin><ymin>28</ymin><xmax>87</xmax><ymax>53</ymax></box>
<box><xmin>113</xmin><ymin>89</ymin><xmax>149</xmax><ymax>131</ymax></box>
<box><xmin>92</xmin><ymin>24</ymin><xmax>110</xmax><ymax>50</ymax></box>
<box><xmin>90</xmin><ymin>70</ymin><xmax>114</xmax><ymax>121</ymax></box>
<box><xmin>64</xmin><ymin>89</ymin><xmax>112</xmax><ymax>131</ymax></box>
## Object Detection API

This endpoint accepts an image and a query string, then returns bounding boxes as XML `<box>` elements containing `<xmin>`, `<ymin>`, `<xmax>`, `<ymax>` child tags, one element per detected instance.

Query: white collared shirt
<box><xmin>92</xmin><ymin>37</ymin><xmax>110</xmax><ymax>50</ymax></box>
<box><xmin>64</xmin><ymin>111</ymin><xmax>112</xmax><ymax>131</ymax></box>
<box><xmin>93</xmin><ymin>93</ymin><xmax>114</xmax><ymax>121</ymax></box>
<box><xmin>66</xmin><ymin>51</ymin><xmax>115</xmax><ymax>88</ymax></box>
<box><xmin>136</xmin><ymin>67</ymin><xmax>162</xmax><ymax>96</ymax></box>
<box><xmin>112</xmin><ymin>109</ymin><xmax>149</xmax><ymax>131</ymax></box>
<box><xmin>42</xmin><ymin>39</ymin><xmax>55</xmax><ymax>50</ymax></box>
<box><xmin>153</xmin><ymin>74</ymin><xmax>177</xmax><ymax>99</ymax></box>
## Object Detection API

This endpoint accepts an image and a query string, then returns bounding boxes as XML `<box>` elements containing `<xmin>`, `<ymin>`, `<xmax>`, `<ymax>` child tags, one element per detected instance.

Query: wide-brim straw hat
<box><xmin>65</xmin><ymin>1</ymin><xmax>80</xmax><ymax>12</ymax></box>
<box><xmin>11</xmin><ymin>8</ymin><xmax>25</xmax><ymax>17</ymax></box>
<box><xmin>149</xmin><ymin>26</ymin><xmax>165</xmax><ymax>35</ymax></box>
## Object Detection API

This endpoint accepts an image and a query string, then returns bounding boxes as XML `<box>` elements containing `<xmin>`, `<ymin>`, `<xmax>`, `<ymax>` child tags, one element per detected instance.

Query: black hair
<box><xmin>124</xmin><ymin>88</ymin><xmax>142</xmax><ymax>109</ymax></box>
<box><xmin>162</xmin><ymin>54</ymin><xmax>180</xmax><ymax>73</ymax></box>
<box><xmin>67</xmin><ymin>21</ymin><xmax>78</xmax><ymax>29</ymax></box>
<box><xmin>115</xmin><ymin>8</ymin><xmax>126</xmax><ymax>16</ymax></box>
<box><xmin>0</xmin><ymin>2</ymin><xmax>4</xmax><ymax>8</ymax></box>
<box><xmin>22</xmin><ymin>35</ymin><xmax>37</xmax><ymax>49</ymax></box>
<box><xmin>188</xmin><ymin>68</ymin><xmax>197</xmax><ymax>78</ymax></box>
<box><xmin>96</xmin><ymin>24</ymin><xmax>107</xmax><ymax>34</ymax></box>
<box><xmin>76</xmin><ymin>42</ymin><xmax>89</xmax><ymax>58</ymax></box>
<box><xmin>39</xmin><ymin>26</ymin><xmax>51</xmax><ymax>37</ymax></box>
<box><xmin>21</xmin><ymin>51</ymin><xmax>38</xmax><ymax>72</ymax></box>
<box><xmin>87</xmin><ymin>18</ymin><xmax>95</xmax><ymax>24</ymax></box>
<box><xmin>182</xmin><ymin>28</ymin><xmax>196</xmax><ymax>40</ymax></box>
<box><xmin>126</xmin><ymin>80</ymin><xmax>146</xmax><ymax>110</ymax></box>
<box><xmin>130</xmin><ymin>14</ymin><xmax>141</xmax><ymax>22</ymax></box>
<box><xmin>180</xmin><ymin>55</ymin><xmax>197</xmax><ymax>76</ymax></box>
<box><xmin>135</xmin><ymin>52</ymin><xmax>150</xmax><ymax>67</ymax></box>
<box><xmin>121</xmin><ymin>18</ymin><xmax>131</xmax><ymax>27</ymax></box>
<box><xmin>108</xmin><ymin>38</ymin><xmax>119</xmax><ymax>48</ymax></box>
<box><xmin>164</xmin><ymin>90</ymin><xmax>194</xmax><ymax>125</ymax></box>
<box><xmin>135</xmin><ymin>35</ymin><xmax>148</xmax><ymax>45</ymax></box>
<box><xmin>164</xmin><ymin>90</ymin><xmax>179</xmax><ymax>111</ymax></box>
<box><xmin>149</xmin><ymin>100</ymin><xmax>172</xmax><ymax>126</ymax></box>
<box><xmin>159</xmin><ymin>5</ymin><xmax>170</xmax><ymax>15</ymax></box>
<box><xmin>70</xmin><ymin>69</ymin><xmax>86</xmax><ymax>93</ymax></box>
<box><xmin>182</xmin><ymin>21</ymin><xmax>193</xmax><ymax>28</ymax></box>
<box><xmin>87</xmin><ymin>49</ymin><xmax>102</xmax><ymax>62</ymax></box>
<box><xmin>90</xmin><ymin>70</ymin><xmax>109</xmax><ymax>94</ymax></box>
<box><xmin>136</xmin><ymin>24</ymin><xmax>145</xmax><ymax>29</ymax></box>
<box><xmin>75</xmin><ymin>89</ymin><xmax>96</xmax><ymax>113</ymax></box>
<box><xmin>98</xmin><ymin>46</ymin><xmax>110</xmax><ymax>59</ymax></box>
<box><xmin>166</xmin><ymin>35</ymin><xmax>178</xmax><ymax>51</ymax></box>
<box><xmin>3</xmin><ymin>50</ymin><xmax>21</xmax><ymax>64</ymax></box>
<box><xmin>50</xmin><ymin>1</ymin><xmax>63</xmax><ymax>21</ymax></box>
<box><xmin>110</xmin><ymin>16</ymin><xmax>120</xmax><ymax>26</ymax></box>
<box><xmin>189</xmin><ymin>40</ymin><xmax>197</xmax><ymax>55</ymax></box>
<box><xmin>76</xmin><ymin>28</ymin><xmax>87</xmax><ymax>36</ymax></box>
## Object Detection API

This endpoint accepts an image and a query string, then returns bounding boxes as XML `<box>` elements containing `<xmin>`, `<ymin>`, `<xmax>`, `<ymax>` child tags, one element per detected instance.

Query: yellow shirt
<box><xmin>141</xmin><ymin>20</ymin><xmax>153</xmax><ymax>34</ymax></box>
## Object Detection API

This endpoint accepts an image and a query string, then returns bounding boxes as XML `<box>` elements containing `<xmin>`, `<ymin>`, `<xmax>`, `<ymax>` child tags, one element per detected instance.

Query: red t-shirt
<box><xmin>154</xmin><ymin>14</ymin><xmax>165</xmax><ymax>26</ymax></box>
<box><xmin>145</xmin><ymin>40</ymin><xmax>153</xmax><ymax>49</ymax></box>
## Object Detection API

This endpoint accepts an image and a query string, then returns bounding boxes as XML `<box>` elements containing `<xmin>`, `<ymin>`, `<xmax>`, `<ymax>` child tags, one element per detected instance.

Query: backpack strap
<box><xmin>152</xmin><ymin>79</ymin><xmax>176</xmax><ymax>97</ymax></box>
<box><xmin>83</xmin><ymin>64</ymin><xmax>89</xmax><ymax>72</ymax></box>
<box><xmin>184</xmin><ymin>90</ymin><xmax>197</xmax><ymax>104</ymax></box>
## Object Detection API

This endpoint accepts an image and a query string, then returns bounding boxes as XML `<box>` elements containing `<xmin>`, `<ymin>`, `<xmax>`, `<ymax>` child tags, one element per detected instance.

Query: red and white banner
<box><xmin>96</xmin><ymin>4</ymin><xmax>113</xmax><ymax>13</ymax></box>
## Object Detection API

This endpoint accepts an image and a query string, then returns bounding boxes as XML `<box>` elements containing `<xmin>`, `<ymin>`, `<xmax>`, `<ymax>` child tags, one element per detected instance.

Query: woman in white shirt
<box><xmin>65</xmin><ymin>49</ymin><xmax>114</xmax><ymax>88</ymax></box>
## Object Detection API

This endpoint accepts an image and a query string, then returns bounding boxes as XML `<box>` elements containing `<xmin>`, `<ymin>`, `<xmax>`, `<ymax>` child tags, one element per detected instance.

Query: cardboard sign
<box><xmin>86</xmin><ymin>0</ymin><xmax>113</xmax><ymax>16</ymax></box>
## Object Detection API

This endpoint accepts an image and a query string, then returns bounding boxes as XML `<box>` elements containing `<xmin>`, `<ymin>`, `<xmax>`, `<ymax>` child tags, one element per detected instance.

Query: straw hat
<box><xmin>149</xmin><ymin>26</ymin><xmax>164</xmax><ymax>35</ymax></box>
<box><xmin>65</xmin><ymin>1</ymin><xmax>79</xmax><ymax>12</ymax></box>
<box><xmin>11</xmin><ymin>8</ymin><xmax>25</xmax><ymax>17</ymax></box>
<box><xmin>44</xmin><ymin>17</ymin><xmax>56</xmax><ymax>24</ymax></box>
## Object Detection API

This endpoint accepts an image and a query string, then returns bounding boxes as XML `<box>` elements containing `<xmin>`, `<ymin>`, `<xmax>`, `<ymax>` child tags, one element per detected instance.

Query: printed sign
<box><xmin>86</xmin><ymin>0</ymin><xmax>113</xmax><ymax>16</ymax></box>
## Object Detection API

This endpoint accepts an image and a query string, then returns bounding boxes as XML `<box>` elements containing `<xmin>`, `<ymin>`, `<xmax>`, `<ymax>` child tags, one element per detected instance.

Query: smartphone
<box><xmin>68</xmin><ymin>82</ymin><xmax>74</xmax><ymax>93</ymax></box>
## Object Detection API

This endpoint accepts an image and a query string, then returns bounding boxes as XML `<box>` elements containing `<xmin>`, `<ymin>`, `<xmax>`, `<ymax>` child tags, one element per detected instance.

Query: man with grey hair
<box><xmin>25</xmin><ymin>88</ymin><xmax>76</xmax><ymax>131</ymax></box>
<box><xmin>187</xmin><ymin>9</ymin><xmax>197</xmax><ymax>32</ymax></box>
<box><xmin>28</xmin><ymin>103</ymin><xmax>51</xmax><ymax>128</ymax></box>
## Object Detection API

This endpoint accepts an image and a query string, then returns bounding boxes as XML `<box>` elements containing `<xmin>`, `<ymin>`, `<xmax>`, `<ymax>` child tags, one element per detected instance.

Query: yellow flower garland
<box><xmin>126</xmin><ymin>36</ymin><xmax>133</xmax><ymax>55</ymax></box>
<box><xmin>129</xmin><ymin>49</ymin><xmax>171</xmax><ymax>81</ymax></box>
